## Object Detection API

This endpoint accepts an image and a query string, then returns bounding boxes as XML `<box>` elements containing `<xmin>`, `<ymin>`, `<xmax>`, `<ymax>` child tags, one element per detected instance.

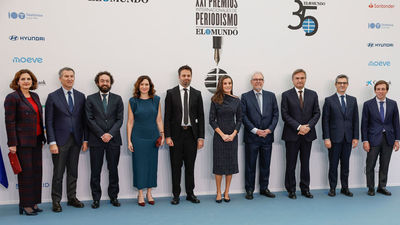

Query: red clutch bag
<box><xmin>155</xmin><ymin>136</ymin><xmax>162</xmax><ymax>147</ymax></box>
<box><xmin>8</xmin><ymin>152</ymin><xmax>22</xmax><ymax>174</ymax></box>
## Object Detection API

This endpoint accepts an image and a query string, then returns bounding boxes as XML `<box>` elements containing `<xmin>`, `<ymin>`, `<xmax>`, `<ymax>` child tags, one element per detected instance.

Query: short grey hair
<box><xmin>335</xmin><ymin>74</ymin><xmax>349</xmax><ymax>83</ymax></box>
<box><xmin>252</xmin><ymin>71</ymin><xmax>264</xmax><ymax>79</ymax></box>
<box><xmin>58</xmin><ymin>67</ymin><xmax>75</xmax><ymax>78</ymax></box>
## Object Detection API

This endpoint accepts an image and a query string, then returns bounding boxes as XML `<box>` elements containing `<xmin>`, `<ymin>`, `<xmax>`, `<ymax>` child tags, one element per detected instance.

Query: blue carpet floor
<box><xmin>1</xmin><ymin>187</ymin><xmax>400</xmax><ymax>225</ymax></box>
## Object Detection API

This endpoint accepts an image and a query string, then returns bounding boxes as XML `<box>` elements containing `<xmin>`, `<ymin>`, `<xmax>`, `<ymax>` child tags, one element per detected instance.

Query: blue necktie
<box><xmin>67</xmin><ymin>91</ymin><xmax>74</xmax><ymax>112</ymax></box>
<box><xmin>380</xmin><ymin>101</ymin><xmax>385</xmax><ymax>122</ymax></box>
<box><xmin>102</xmin><ymin>94</ymin><xmax>108</xmax><ymax>113</ymax></box>
<box><xmin>340</xmin><ymin>95</ymin><xmax>346</xmax><ymax>114</ymax></box>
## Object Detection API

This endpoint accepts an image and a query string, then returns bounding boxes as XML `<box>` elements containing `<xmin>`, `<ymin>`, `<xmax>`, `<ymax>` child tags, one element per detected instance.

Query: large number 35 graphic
<box><xmin>288</xmin><ymin>0</ymin><xmax>319</xmax><ymax>36</ymax></box>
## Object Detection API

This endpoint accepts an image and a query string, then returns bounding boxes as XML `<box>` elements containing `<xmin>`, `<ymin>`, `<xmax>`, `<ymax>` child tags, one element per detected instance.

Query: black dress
<box><xmin>209</xmin><ymin>95</ymin><xmax>242</xmax><ymax>175</ymax></box>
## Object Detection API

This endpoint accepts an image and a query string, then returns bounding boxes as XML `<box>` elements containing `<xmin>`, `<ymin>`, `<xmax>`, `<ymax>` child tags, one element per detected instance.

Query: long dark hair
<box><xmin>211</xmin><ymin>75</ymin><xmax>233</xmax><ymax>104</ymax></box>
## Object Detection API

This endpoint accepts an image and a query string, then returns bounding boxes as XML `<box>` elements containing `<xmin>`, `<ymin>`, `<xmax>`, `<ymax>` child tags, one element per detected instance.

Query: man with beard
<box><xmin>164</xmin><ymin>65</ymin><xmax>205</xmax><ymax>205</ymax></box>
<box><xmin>85</xmin><ymin>71</ymin><xmax>124</xmax><ymax>208</ymax></box>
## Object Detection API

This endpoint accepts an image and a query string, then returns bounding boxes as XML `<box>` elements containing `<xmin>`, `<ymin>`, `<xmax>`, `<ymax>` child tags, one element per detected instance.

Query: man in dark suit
<box><xmin>241</xmin><ymin>72</ymin><xmax>279</xmax><ymax>200</ymax></box>
<box><xmin>85</xmin><ymin>71</ymin><xmax>123</xmax><ymax>208</ymax></box>
<box><xmin>322</xmin><ymin>74</ymin><xmax>359</xmax><ymax>197</ymax></box>
<box><xmin>361</xmin><ymin>80</ymin><xmax>400</xmax><ymax>196</ymax></box>
<box><xmin>45</xmin><ymin>67</ymin><xmax>88</xmax><ymax>212</ymax></box>
<box><xmin>281</xmin><ymin>69</ymin><xmax>320</xmax><ymax>199</ymax></box>
<box><xmin>164</xmin><ymin>65</ymin><xmax>205</xmax><ymax>205</ymax></box>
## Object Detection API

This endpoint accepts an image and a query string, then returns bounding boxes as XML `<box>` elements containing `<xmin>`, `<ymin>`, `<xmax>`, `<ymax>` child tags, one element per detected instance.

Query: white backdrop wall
<box><xmin>0</xmin><ymin>0</ymin><xmax>399</xmax><ymax>204</ymax></box>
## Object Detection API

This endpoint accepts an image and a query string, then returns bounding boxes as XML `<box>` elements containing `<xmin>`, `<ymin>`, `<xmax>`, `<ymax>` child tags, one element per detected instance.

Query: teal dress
<box><xmin>130</xmin><ymin>96</ymin><xmax>160</xmax><ymax>189</ymax></box>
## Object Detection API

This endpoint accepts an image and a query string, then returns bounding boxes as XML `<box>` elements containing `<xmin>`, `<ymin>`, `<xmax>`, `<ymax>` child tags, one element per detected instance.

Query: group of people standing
<box><xmin>4</xmin><ymin>65</ymin><xmax>399</xmax><ymax>216</ymax></box>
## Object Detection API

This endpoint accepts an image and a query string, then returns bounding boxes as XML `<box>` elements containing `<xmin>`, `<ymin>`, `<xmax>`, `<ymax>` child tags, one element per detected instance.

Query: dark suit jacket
<box><xmin>4</xmin><ymin>89</ymin><xmax>45</xmax><ymax>147</ymax></box>
<box><xmin>281</xmin><ymin>88</ymin><xmax>320</xmax><ymax>142</ymax></box>
<box><xmin>85</xmin><ymin>92</ymin><xmax>124</xmax><ymax>147</ymax></box>
<box><xmin>322</xmin><ymin>94</ymin><xmax>359</xmax><ymax>143</ymax></box>
<box><xmin>164</xmin><ymin>85</ymin><xmax>205</xmax><ymax>140</ymax></box>
<box><xmin>361</xmin><ymin>97</ymin><xmax>400</xmax><ymax>147</ymax></box>
<box><xmin>241</xmin><ymin>90</ymin><xmax>279</xmax><ymax>144</ymax></box>
<box><xmin>45</xmin><ymin>87</ymin><xmax>87</xmax><ymax>146</ymax></box>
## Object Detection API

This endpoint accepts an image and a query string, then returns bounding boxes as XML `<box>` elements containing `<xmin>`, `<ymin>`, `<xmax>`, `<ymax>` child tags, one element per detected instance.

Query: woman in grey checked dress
<box><xmin>209</xmin><ymin>75</ymin><xmax>242</xmax><ymax>203</ymax></box>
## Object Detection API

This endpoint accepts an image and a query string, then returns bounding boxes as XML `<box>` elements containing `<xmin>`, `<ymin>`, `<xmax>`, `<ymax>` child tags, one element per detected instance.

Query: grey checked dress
<box><xmin>209</xmin><ymin>94</ymin><xmax>242</xmax><ymax>175</ymax></box>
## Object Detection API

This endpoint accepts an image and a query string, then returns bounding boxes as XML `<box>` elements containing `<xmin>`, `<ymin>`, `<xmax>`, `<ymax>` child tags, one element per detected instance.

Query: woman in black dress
<box><xmin>209</xmin><ymin>75</ymin><xmax>242</xmax><ymax>203</ymax></box>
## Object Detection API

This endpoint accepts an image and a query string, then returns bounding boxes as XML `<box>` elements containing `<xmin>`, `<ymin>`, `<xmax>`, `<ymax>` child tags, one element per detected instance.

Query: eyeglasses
<box><xmin>252</xmin><ymin>79</ymin><xmax>264</xmax><ymax>82</ymax></box>
<box><xmin>336</xmin><ymin>82</ymin><xmax>348</xmax><ymax>85</ymax></box>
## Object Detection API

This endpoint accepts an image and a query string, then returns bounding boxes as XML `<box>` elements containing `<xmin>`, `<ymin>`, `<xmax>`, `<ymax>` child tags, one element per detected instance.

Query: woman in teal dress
<box><xmin>127</xmin><ymin>75</ymin><xmax>164</xmax><ymax>206</ymax></box>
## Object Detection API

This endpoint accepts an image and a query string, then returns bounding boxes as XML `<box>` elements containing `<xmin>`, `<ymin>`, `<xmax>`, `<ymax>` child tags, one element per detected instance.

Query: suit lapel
<box><xmin>57</xmin><ymin>88</ymin><xmax>71</xmax><ymax>114</ymax></box>
<box><xmin>173</xmin><ymin>86</ymin><xmax>183</xmax><ymax>123</ymax></box>
<box><xmin>251</xmin><ymin>91</ymin><xmax>262</xmax><ymax>116</ymax></box>
<box><xmin>291</xmin><ymin>88</ymin><xmax>302</xmax><ymax>110</ymax></box>
<box><xmin>31</xmin><ymin>93</ymin><xmax>43</xmax><ymax>116</ymax></box>
<box><xmin>96</xmin><ymin>92</ymin><xmax>107</xmax><ymax>117</ymax></box>
<box><xmin>17</xmin><ymin>89</ymin><xmax>35</xmax><ymax>112</ymax></box>
<box><xmin>371</xmin><ymin>98</ymin><xmax>382</xmax><ymax>122</ymax></box>
<box><xmin>332</xmin><ymin>94</ymin><xmax>345</xmax><ymax>117</ymax></box>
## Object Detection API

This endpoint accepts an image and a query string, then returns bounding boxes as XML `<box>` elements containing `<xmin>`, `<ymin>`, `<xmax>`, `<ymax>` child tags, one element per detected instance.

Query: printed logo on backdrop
<box><xmin>195</xmin><ymin>0</ymin><xmax>239</xmax><ymax>36</ymax></box>
<box><xmin>367</xmin><ymin>42</ymin><xmax>394</xmax><ymax>48</ymax></box>
<box><xmin>368</xmin><ymin>23</ymin><xmax>394</xmax><ymax>29</ymax></box>
<box><xmin>8</xmin><ymin>12</ymin><xmax>43</xmax><ymax>20</ymax></box>
<box><xmin>12</xmin><ymin>57</ymin><xmax>43</xmax><ymax>64</ymax></box>
<box><xmin>368</xmin><ymin>61</ymin><xmax>391</xmax><ymax>67</ymax></box>
<box><xmin>288</xmin><ymin>0</ymin><xmax>326</xmax><ymax>36</ymax></box>
<box><xmin>366</xmin><ymin>80</ymin><xmax>392</xmax><ymax>87</ymax></box>
<box><xmin>369</xmin><ymin>3</ymin><xmax>395</xmax><ymax>8</ymax></box>
<box><xmin>9</xmin><ymin>35</ymin><xmax>45</xmax><ymax>42</ymax></box>
<box><xmin>87</xmin><ymin>0</ymin><xmax>149</xmax><ymax>3</ymax></box>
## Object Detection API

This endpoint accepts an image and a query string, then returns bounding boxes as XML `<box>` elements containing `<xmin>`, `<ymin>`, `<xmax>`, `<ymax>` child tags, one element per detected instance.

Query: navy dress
<box><xmin>130</xmin><ymin>96</ymin><xmax>160</xmax><ymax>189</ymax></box>
<box><xmin>209</xmin><ymin>95</ymin><xmax>242</xmax><ymax>175</ymax></box>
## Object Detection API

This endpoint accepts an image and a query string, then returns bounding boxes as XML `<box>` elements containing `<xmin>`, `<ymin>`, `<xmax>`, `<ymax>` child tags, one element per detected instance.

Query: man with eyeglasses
<box><xmin>241</xmin><ymin>72</ymin><xmax>279</xmax><ymax>200</ymax></box>
<box><xmin>322</xmin><ymin>74</ymin><xmax>359</xmax><ymax>197</ymax></box>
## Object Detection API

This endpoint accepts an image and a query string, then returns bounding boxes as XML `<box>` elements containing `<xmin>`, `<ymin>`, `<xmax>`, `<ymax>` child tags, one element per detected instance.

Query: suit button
<box><xmin>105</xmin><ymin>120</ymin><xmax>108</xmax><ymax>122</ymax></box>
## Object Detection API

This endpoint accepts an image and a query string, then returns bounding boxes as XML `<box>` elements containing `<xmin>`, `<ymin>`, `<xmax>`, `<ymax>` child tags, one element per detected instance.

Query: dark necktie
<box><xmin>256</xmin><ymin>92</ymin><xmax>262</xmax><ymax>114</ymax></box>
<box><xmin>102</xmin><ymin>94</ymin><xmax>108</xmax><ymax>113</ymax></box>
<box><xmin>298</xmin><ymin>90</ymin><xmax>303</xmax><ymax>109</ymax></box>
<box><xmin>67</xmin><ymin>91</ymin><xmax>74</xmax><ymax>112</ymax></box>
<box><xmin>380</xmin><ymin>101</ymin><xmax>385</xmax><ymax>122</ymax></box>
<box><xmin>183</xmin><ymin>88</ymin><xmax>189</xmax><ymax>125</ymax></box>
<box><xmin>340</xmin><ymin>95</ymin><xmax>346</xmax><ymax>114</ymax></box>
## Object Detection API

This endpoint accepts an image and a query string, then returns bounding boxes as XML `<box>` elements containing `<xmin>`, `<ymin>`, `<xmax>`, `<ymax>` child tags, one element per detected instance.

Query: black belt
<box><xmin>182</xmin><ymin>126</ymin><xmax>191</xmax><ymax>130</ymax></box>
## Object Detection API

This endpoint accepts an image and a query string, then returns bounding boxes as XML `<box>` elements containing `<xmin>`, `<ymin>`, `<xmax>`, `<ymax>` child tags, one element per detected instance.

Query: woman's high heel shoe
<box><xmin>33</xmin><ymin>206</ymin><xmax>43</xmax><ymax>213</ymax></box>
<box><xmin>147</xmin><ymin>193</ymin><xmax>155</xmax><ymax>205</ymax></box>
<box><xmin>138</xmin><ymin>196</ymin><xmax>145</xmax><ymax>207</ymax></box>
<box><xmin>19</xmin><ymin>207</ymin><xmax>38</xmax><ymax>216</ymax></box>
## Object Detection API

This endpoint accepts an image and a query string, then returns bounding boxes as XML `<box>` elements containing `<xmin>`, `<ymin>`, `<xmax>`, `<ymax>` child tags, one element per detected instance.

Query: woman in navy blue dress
<box><xmin>209</xmin><ymin>75</ymin><xmax>242</xmax><ymax>203</ymax></box>
<box><xmin>127</xmin><ymin>75</ymin><xmax>164</xmax><ymax>206</ymax></box>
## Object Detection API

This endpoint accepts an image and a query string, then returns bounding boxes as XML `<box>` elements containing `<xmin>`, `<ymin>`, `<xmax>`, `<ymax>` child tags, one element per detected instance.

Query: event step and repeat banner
<box><xmin>0</xmin><ymin>0</ymin><xmax>399</xmax><ymax>204</ymax></box>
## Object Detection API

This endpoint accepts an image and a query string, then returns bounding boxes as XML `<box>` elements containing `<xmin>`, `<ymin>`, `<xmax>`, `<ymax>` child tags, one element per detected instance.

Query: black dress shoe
<box><xmin>91</xmin><ymin>200</ymin><xmax>100</xmax><ymax>209</ymax></box>
<box><xmin>215</xmin><ymin>198</ymin><xmax>222</xmax><ymax>203</ymax></box>
<box><xmin>171</xmin><ymin>197</ymin><xmax>180</xmax><ymax>205</ymax></box>
<box><xmin>288</xmin><ymin>192</ymin><xmax>297</xmax><ymax>199</ymax></box>
<box><xmin>245</xmin><ymin>190</ymin><xmax>254</xmax><ymax>200</ymax></box>
<box><xmin>340</xmin><ymin>188</ymin><xmax>353</xmax><ymax>197</ymax></box>
<box><xmin>110</xmin><ymin>198</ymin><xmax>121</xmax><ymax>207</ymax></box>
<box><xmin>328</xmin><ymin>189</ymin><xmax>336</xmax><ymax>197</ymax></box>
<box><xmin>67</xmin><ymin>198</ymin><xmax>84</xmax><ymax>208</ymax></box>
<box><xmin>377</xmin><ymin>188</ymin><xmax>392</xmax><ymax>196</ymax></box>
<box><xmin>52</xmin><ymin>202</ymin><xmax>62</xmax><ymax>213</ymax></box>
<box><xmin>186</xmin><ymin>194</ymin><xmax>200</xmax><ymax>203</ymax></box>
<box><xmin>260</xmin><ymin>189</ymin><xmax>276</xmax><ymax>198</ymax></box>
<box><xmin>367</xmin><ymin>188</ymin><xmax>375</xmax><ymax>196</ymax></box>
<box><xmin>301</xmin><ymin>191</ymin><xmax>314</xmax><ymax>198</ymax></box>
